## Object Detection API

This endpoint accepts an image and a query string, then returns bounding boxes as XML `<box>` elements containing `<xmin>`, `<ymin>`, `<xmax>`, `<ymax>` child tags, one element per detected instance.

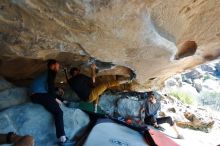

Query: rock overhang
<box><xmin>1</xmin><ymin>0</ymin><xmax>220</xmax><ymax>89</ymax></box>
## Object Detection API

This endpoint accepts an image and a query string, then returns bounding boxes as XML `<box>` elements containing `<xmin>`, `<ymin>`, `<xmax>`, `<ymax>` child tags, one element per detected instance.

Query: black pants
<box><xmin>31</xmin><ymin>93</ymin><xmax>65</xmax><ymax>138</ymax></box>
<box><xmin>145</xmin><ymin>116</ymin><xmax>174</xmax><ymax>126</ymax></box>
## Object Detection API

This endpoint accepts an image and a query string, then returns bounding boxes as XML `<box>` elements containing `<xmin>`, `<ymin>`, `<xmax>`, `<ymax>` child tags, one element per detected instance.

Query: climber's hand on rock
<box><xmin>55</xmin><ymin>98</ymin><xmax>62</xmax><ymax>106</ymax></box>
<box><xmin>91</xmin><ymin>63</ymin><xmax>97</xmax><ymax>69</ymax></box>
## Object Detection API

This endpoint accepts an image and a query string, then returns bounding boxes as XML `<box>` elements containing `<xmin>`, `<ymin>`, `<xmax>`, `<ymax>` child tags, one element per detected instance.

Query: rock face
<box><xmin>163</xmin><ymin>60</ymin><xmax>220</xmax><ymax>111</ymax></box>
<box><xmin>159</xmin><ymin>94</ymin><xmax>216</xmax><ymax>133</ymax></box>
<box><xmin>1</xmin><ymin>0</ymin><xmax>220</xmax><ymax>88</ymax></box>
<box><xmin>0</xmin><ymin>77</ymin><xmax>13</xmax><ymax>91</ymax></box>
<box><xmin>0</xmin><ymin>77</ymin><xmax>29</xmax><ymax>110</ymax></box>
<box><xmin>99</xmin><ymin>92</ymin><xmax>143</xmax><ymax>117</ymax></box>
<box><xmin>117</xmin><ymin>98</ymin><xmax>142</xmax><ymax>118</ymax></box>
<box><xmin>99</xmin><ymin>91</ymin><xmax>216</xmax><ymax>133</ymax></box>
<box><xmin>0</xmin><ymin>103</ymin><xmax>90</xmax><ymax>146</ymax></box>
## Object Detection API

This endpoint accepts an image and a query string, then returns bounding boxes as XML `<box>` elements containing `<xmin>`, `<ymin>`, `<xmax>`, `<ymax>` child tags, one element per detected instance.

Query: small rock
<box><xmin>159</xmin><ymin>111</ymin><xmax>166</xmax><ymax>117</ymax></box>
<box><xmin>167</xmin><ymin>107</ymin><xmax>176</xmax><ymax>113</ymax></box>
<box><xmin>182</xmin><ymin>69</ymin><xmax>203</xmax><ymax>80</ymax></box>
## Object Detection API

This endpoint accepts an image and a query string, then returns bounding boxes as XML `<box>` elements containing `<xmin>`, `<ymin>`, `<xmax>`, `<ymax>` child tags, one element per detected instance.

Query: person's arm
<box><xmin>47</xmin><ymin>70</ymin><xmax>58</xmax><ymax>99</ymax></box>
<box><xmin>152</xmin><ymin>102</ymin><xmax>161</xmax><ymax>127</ymax></box>
<box><xmin>47</xmin><ymin>71</ymin><xmax>63</xmax><ymax>105</ymax></box>
<box><xmin>55</xmin><ymin>87</ymin><xmax>65</xmax><ymax>102</ymax></box>
<box><xmin>91</xmin><ymin>64</ymin><xmax>97</xmax><ymax>84</ymax></box>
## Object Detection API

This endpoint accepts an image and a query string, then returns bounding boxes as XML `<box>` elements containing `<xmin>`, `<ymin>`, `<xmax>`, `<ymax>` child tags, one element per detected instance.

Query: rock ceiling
<box><xmin>0</xmin><ymin>0</ymin><xmax>220</xmax><ymax>89</ymax></box>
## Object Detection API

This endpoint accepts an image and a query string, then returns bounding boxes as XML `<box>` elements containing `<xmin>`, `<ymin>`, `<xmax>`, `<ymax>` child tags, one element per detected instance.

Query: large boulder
<box><xmin>0</xmin><ymin>103</ymin><xmax>90</xmax><ymax>146</ymax></box>
<box><xmin>164</xmin><ymin>74</ymin><xmax>182</xmax><ymax>88</ymax></box>
<box><xmin>215</xmin><ymin>63</ymin><xmax>220</xmax><ymax>77</ymax></box>
<box><xmin>99</xmin><ymin>93</ymin><xmax>145</xmax><ymax>117</ymax></box>
<box><xmin>99</xmin><ymin>93</ymin><xmax>119</xmax><ymax>115</ymax></box>
<box><xmin>0</xmin><ymin>77</ymin><xmax>13</xmax><ymax>91</ymax></box>
<box><xmin>117</xmin><ymin>98</ymin><xmax>142</xmax><ymax>118</ymax></box>
<box><xmin>182</xmin><ymin>69</ymin><xmax>203</xmax><ymax>80</ymax></box>
<box><xmin>164</xmin><ymin>78</ymin><xmax>179</xmax><ymax>87</ymax></box>
<box><xmin>0</xmin><ymin>77</ymin><xmax>29</xmax><ymax>111</ymax></box>
<box><xmin>99</xmin><ymin>92</ymin><xmax>143</xmax><ymax>118</ymax></box>
<box><xmin>0</xmin><ymin>87</ymin><xmax>29</xmax><ymax>111</ymax></box>
<box><xmin>200</xmin><ymin>64</ymin><xmax>215</xmax><ymax>74</ymax></box>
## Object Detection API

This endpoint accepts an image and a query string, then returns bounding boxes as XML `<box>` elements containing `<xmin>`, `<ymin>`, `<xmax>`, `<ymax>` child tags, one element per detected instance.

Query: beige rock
<box><xmin>176</xmin><ymin>112</ymin><xmax>215</xmax><ymax>133</ymax></box>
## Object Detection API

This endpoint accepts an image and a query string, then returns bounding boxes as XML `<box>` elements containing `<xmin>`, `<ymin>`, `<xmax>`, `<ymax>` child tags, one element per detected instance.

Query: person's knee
<box><xmin>23</xmin><ymin>135</ymin><xmax>34</xmax><ymax>146</ymax></box>
<box><xmin>13</xmin><ymin>135</ymin><xmax>34</xmax><ymax>146</ymax></box>
<box><xmin>149</xmin><ymin>116</ymin><xmax>156</xmax><ymax>123</ymax></box>
<box><xmin>167</xmin><ymin>116</ymin><xmax>174</xmax><ymax>126</ymax></box>
<box><xmin>145</xmin><ymin>116</ymin><xmax>156</xmax><ymax>124</ymax></box>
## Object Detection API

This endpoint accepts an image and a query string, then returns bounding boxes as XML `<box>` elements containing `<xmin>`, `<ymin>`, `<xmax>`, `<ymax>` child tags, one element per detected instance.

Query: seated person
<box><xmin>142</xmin><ymin>92</ymin><xmax>183</xmax><ymax>139</ymax></box>
<box><xmin>30</xmin><ymin>59</ymin><xmax>73</xmax><ymax>145</ymax></box>
<box><xmin>0</xmin><ymin>132</ymin><xmax>34</xmax><ymax>146</ymax></box>
<box><xmin>65</xmin><ymin>64</ymin><xmax>135</xmax><ymax>112</ymax></box>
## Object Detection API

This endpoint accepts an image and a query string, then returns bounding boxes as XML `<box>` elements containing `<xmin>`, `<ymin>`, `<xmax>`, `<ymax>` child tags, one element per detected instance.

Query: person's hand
<box><xmin>63</xmin><ymin>67</ymin><xmax>68</xmax><ymax>73</ymax></box>
<box><xmin>140</xmin><ymin>107</ymin><xmax>145</xmax><ymax>113</ymax></box>
<box><xmin>153</xmin><ymin>123</ymin><xmax>165</xmax><ymax>131</ymax></box>
<box><xmin>58</xmin><ymin>88</ymin><xmax>64</xmax><ymax>97</ymax></box>
<box><xmin>91</xmin><ymin>63</ymin><xmax>97</xmax><ymax>69</ymax></box>
<box><xmin>55</xmin><ymin>98</ymin><xmax>62</xmax><ymax>106</ymax></box>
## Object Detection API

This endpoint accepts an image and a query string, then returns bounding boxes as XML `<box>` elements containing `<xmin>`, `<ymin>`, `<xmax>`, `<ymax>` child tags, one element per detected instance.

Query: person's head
<box><xmin>70</xmin><ymin>67</ymin><xmax>80</xmax><ymax>77</ymax></box>
<box><xmin>148</xmin><ymin>91</ymin><xmax>157</xmax><ymax>104</ymax></box>
<box><xmin>47</xmin><ymin>59</ymin><xmax>60</xmax><ymax>72</ymax></box>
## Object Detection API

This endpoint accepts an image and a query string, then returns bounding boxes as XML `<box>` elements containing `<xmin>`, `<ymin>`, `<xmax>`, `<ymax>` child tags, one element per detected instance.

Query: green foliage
<box><xmin>199</xmin><ymin>91</ymin><xmax>220</xmax><ymax>111</ymax></box>
<box><xmin>201</xmin><ymin>91</ymin><xmax>220</xmax><ymax>99</ymax></box>
<box><xmin>169</xmin><ymin>90</ymin><xmax>195</xmax><ymax>105</ymax></box>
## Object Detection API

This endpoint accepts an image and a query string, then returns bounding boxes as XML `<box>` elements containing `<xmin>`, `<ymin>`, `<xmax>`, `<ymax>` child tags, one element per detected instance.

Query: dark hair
<box><xmin>47</xmin><ymin>59</ymin><xmax>57</xmax><ymax>68</ymax></box>
<box><xmin>69</xmin><ymin>67</ymin><xmax>79</xmax><ymax>75</ymax></box>
<box><xmin>147</xmin><ymin>91</ymin><xmax>154</xmax><ymax>96</ymax></box>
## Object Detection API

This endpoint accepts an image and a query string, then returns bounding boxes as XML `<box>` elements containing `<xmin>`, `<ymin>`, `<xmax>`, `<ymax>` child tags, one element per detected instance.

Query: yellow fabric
<box><xmin>88</xmin><ymin>80</ymin><xmax>119</xmax><ymax>104</ymax></box>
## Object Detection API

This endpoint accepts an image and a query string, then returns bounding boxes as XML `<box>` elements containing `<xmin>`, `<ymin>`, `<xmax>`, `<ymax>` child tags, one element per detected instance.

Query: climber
<box><xmin>141</xmin><ymin>91</ymin><xmax>184</xmax><ymax>139</ymax></box>
<box><xmin>64</xmin><ymin>63</ymin><xmax>135</xmax><ymax>113</ymax></box>
<box><xmin>29</xmin><ymin>59</ymin><xmax>73</xmax><ymax>145</ymax></box>
<box><xmin>0</xmin><ymin>132</ymin><xmax>34</xmax><ymax>146</ymax></box>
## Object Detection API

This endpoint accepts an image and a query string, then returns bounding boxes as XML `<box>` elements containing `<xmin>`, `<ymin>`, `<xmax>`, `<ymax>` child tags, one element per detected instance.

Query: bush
<box><xmin>199</xmin><ymin>91</ymin><xmax>220</xmax><ymax>111</ymax></box>
<box><xmin>169</xmin><ymin>90</ymin><xmax>195</xmax><ymax>105</ymax></box>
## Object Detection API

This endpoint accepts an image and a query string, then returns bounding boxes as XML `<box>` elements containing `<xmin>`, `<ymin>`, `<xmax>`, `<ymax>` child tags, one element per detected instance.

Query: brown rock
<box><xmin>176</xmin><ymin>112</ymin><xmax>215</xmax><ymax>133</ymax></box>
<box><xmin>167</xmin><ymin>107</ymin><xmax>176</xmax><ymax>113</ymax></box>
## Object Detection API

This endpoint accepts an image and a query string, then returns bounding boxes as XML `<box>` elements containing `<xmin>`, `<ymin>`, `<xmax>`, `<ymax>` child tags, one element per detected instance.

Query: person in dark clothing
<box><xmin>30</xmin><ymin>59</ymin><xmax>73</xmax><ymax>144</ymax></box>
<box><xmin>142</xmin><ymin>92</ymin><xmax>183</xmax><ymax>139</ymax></box>
<box><xmin>65</xmin><ymin>64</ymin><xmax>135</xmax><ymax>112</ymax></box>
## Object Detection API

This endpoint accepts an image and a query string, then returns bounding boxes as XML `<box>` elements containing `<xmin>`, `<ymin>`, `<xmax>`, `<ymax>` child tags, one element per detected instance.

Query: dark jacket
<box><xmin>69</xmin><ymin>74</ymin><xmax>93</xmax><ymax>101</ymax></box>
